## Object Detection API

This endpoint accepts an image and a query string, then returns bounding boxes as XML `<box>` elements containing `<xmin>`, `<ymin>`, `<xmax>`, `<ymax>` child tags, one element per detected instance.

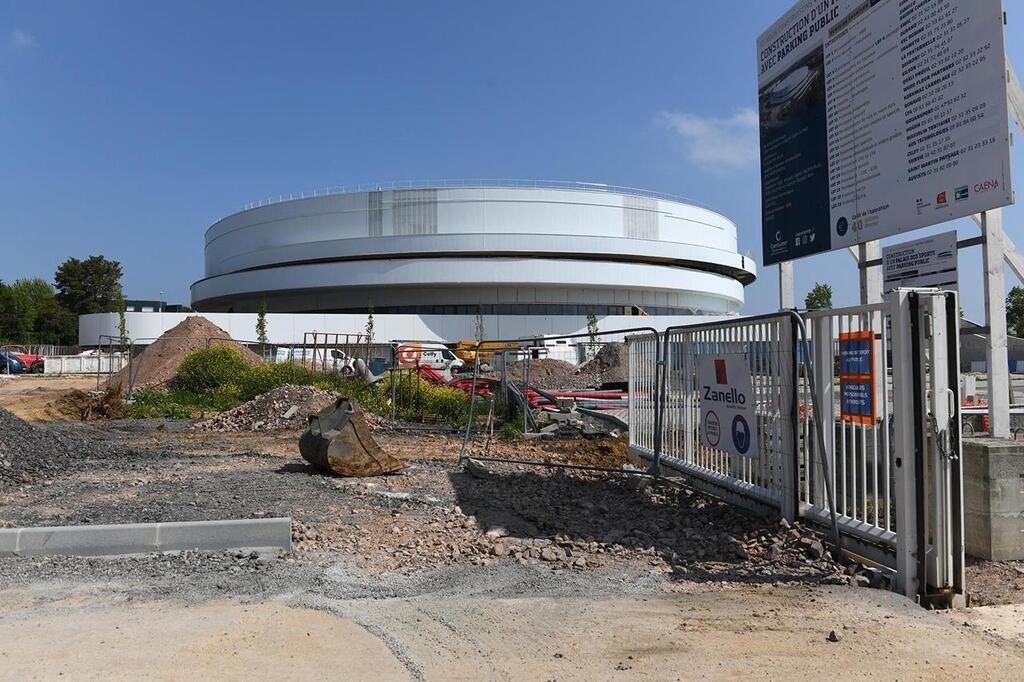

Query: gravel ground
<box><xmin>0</xmin><ymin>415</ymin><xmax>1018</xmax><ymax>608</ymax></box>
<box><xmin>6</xmin><ymin>416</ymin><xmax>1024</xmax><ymax>678</ymax></box>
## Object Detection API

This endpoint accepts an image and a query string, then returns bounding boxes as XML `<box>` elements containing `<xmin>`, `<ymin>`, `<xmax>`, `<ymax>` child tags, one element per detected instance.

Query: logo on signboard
<box><xmin>936</xmin><ymin>191</ymin><xmax>948</xmax><ymax>207</ymax></box>
<box><xmin>955</xmin><ymin>185</ymin><xmax>969</xmax><ymax>201</ymax></box>
<box><xmin>974</xmin><ymin>179</ymin><xmax>1000</xmax><ymax>193</ymax></box>
<box><xmin>731</xmin><ymin>415</ymin><xmax>751</xmax><ymax>455</ymax></box>
<box><xmin>704</xmin><ymin>410</ymin><xmax>721</xmax><ymax>447</ymax></box>
<box><xmin>835</xmin><ymin>217</ymin><xmax>848</xmax><ymax>236</ymax></box>
<box><xmin>714</xmin><ymin>358</ymin><xmax>728</xmax><ymax>384</ymax></box>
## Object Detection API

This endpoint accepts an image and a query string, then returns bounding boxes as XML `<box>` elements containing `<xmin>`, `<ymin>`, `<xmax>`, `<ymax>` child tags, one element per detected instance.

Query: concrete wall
<box><xmin>964</xmin><ymin>438</ymin><xmax>1024</xmax><ymax>560</ymax></box>
<box><xmin>79</xmin><ymin>312</ymin><xmax>725</xmax><ymax>347</ymax></box>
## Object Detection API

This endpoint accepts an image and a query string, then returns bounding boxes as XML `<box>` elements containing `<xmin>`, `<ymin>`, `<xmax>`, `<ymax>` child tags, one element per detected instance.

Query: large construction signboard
<box><xmin>758</xmin><ymin>0</ymin><xmax>1012</xmax><ymax>265</ymax></box>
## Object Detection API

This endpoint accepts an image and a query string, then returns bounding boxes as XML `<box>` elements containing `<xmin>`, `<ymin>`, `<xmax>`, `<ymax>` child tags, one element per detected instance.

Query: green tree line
<box><xmin>0</xmin><ymin>255</ymin><xmax>124</xmax><ymax>346</ymax></box>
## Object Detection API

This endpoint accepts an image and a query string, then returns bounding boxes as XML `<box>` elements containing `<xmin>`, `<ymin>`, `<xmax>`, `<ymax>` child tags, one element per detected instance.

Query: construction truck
<box><xmin>451</xmin><ymin>340</ymin><xmax>523</xmax><ymax>372</ymax></box>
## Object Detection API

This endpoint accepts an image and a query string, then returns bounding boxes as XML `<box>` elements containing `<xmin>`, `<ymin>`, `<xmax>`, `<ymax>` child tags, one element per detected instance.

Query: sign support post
<box><xmin>981</xmin><ymin>209</ymin><xmax>1011</xmax><ymax>437</ymax></box>
<box><xmin>779</xmin><ymin>262</ymin><xmax>794</xmax><ymax>310</ymax></box>
<box><xmin>858</xmin><ymin>241</ymin><xmax>882</xmax><ymax>305</ymax></box>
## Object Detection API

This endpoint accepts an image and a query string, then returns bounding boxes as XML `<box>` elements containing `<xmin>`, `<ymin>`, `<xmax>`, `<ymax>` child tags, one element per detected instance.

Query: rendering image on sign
<box><xmin>697</xmin><ymin>355</ymin><xmax>759</xmax><ymax>459</ymax></box>
<box><xmin>757</xmin><ymin>0</ymin><xmax>1012</xmax><ymax>265</ymax></box>
<box><xmin>882</xmin><ymin>230</ymin><xmax>959</xmax><ymax>294</ymax></box>
<box><xmin>838</xmin><ymin>331</ymin><xmax>876</xmax><ymax>425</ymax></box>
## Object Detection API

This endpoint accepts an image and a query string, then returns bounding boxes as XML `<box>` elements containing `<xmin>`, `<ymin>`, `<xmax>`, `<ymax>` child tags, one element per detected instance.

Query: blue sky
<box><xmin>2</xmin><ymin>0</ymin><xmax>1023</xmax><ymax>318</ymax></box>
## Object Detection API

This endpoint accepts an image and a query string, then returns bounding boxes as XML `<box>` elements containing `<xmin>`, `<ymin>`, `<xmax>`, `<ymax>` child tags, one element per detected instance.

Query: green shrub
<box><xmin>171</xmin><ymin>344</ymin><xmax>251</xmax><ymax>394</ymax></box>
<box><xmin>236</xmin><ymin>362</ymin><xmax>316</xmax><ymax>400</ymax></box>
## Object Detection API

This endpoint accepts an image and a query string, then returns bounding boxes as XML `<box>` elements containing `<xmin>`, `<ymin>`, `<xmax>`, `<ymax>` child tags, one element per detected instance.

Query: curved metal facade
<box><xmin>191</xmin><ymin>185</ymin><xmax>756</xmax><ymax>315</ymax></box>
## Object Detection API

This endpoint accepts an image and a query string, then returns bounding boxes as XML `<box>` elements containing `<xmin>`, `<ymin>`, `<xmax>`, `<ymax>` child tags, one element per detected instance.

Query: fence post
<box><xmin>811</xmin><ymin>315</ymin><xmax>835</xmax><ymax>508</ymax></box>
<box><xmin>779</xmin><ymin>318</ymin><xmax>798</xmax><ymax>521</ymax></box>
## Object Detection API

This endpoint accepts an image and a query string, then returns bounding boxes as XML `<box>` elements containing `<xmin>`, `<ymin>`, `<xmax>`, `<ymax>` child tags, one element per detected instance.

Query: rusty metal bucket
<box><xmin>298</xmin><ymin>397</ymin><xmax>405</xmax><ymax>476</ymax></box>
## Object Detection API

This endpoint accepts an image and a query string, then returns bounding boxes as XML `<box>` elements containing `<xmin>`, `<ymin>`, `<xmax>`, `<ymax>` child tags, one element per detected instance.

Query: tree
<box><xmin>804</xmin><ymin>282</ymin><xmax>833</xmax><ymax>310</ymax></box>
<box><xmin>364</xmin><ymin>302</ymin><xmax>375</xmax><ymax>346</ymax></box>
<box><xmin>115</xmin><ymin>291</ymin><xmax>129</xmax><ymax>351</ymax></box>
<box><xmin>586</xmin><ymin>308</ymin><xmax>599</xmax><ymax>350</ymax></box>
<box><xmin>256</xmin><ymin>298</ymin><xmax>269</xmax><ymax>346</ymax></box>
<box><xmin>54</xmin><ymin>255</ymin><xmax>124</xmax><ymax>316</ymax></box>
<box><xmin>474</xmin><ymin>306</ymin><xmax>485</xmax><ymax>343</ymax></box>
<box><xmin>0</xmin><ymin>281</ymin><xmax>33</xmax><ymax>342</ymax></box>
<box><xmin>32</xmin><ymin>297</ymin><xmax>78</xmax><ymax>346</ymax></box>
<box><xmin>1007</xmin><ymin>286</ymin><xmax>1024</xmax><ymax>338</ymax></box>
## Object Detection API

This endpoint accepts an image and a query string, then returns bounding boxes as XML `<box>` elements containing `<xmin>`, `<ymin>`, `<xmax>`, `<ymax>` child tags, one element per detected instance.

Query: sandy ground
<box><xmin>0</xmin><ymin>375</ymin><xmax>99</xmax><ymax>421</ymax></box>
<box><xmin>2</xmin><ymin>581</ymin><xmax>1023</xmax><ymax>680</ymax></box>
<box><xmin>4</xmin><ymin>375</ymin><xmax>1024</xmax><ymax>679</ymax></box>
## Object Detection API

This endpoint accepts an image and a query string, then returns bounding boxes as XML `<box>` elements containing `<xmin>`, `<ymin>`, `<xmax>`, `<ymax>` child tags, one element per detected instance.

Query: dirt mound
<box><xmin>0</xmin><ymin>408</ymin><xmax>135</xmax><ymax>487</ymax></box>
<box><xmin>107</xmin><ymin>316</ymin><xmax>262</xmax><ymax>392</ymax></box>
<box><xmin>487</xmin><ymin>359</ymin><xmax>600</xmax><ymax>390</ymax></box>
<box><xmin>51</xmin><ymin>388</ymin><xmax>127</xmax><ymax>421</ymax></box>
<box><xmin>582</xmin><ymin>343</ymin><xmax>628</xmax><ymax>385</ymax></box>
<box><xmin>193</xmin><ymin>384</ymin><xmax>339</xmax><ymax>432</ymax></box>
<box><xmin>484</xmin><ymin>344</ymin><xmax>628</xmax><ymax>390</ymax></box>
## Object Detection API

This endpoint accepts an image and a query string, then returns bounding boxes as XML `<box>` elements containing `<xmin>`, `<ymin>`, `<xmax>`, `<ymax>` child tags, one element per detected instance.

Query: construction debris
<box><xmin>488</xmin><ymin>358</ymin><xmax>598</xmax><ymax>390</ymax></box>
<box><xmin>194</xmin><ymin>385</ymin><xmax>338</xmax><ymax>432</ymax></box>
<box><xmin>107</xmin><ymin>316</ymin><xmax>262</xmax><ymax>392</ymax></box>
<box><xmin>299</xmin><ymin>397</ymin><xmax>406</xmax><ymax>476</ymax></box>
<box><xmin>580</xmin><ymin>342</ymin><xmax>629</xmax><ymax>385</ymax></box>
<box><xmin>50</xmin><ymin>387</ymin><xmax>127</xmax><ymax>421</ymax></box>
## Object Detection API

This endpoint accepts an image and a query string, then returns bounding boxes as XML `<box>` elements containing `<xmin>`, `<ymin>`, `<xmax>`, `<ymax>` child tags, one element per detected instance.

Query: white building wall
<box><xmin>79</xmin><ymin>312</ymin><xmax>728</xmax><ymax>347</ymax></box>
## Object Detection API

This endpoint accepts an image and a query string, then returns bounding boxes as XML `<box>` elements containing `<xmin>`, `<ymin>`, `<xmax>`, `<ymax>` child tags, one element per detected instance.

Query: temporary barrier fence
<box><xmin>626</xmin><ymin>290</ymin><xmax>964</xmax><ymax>606</ymax></box>
<box><xmin>457</xmin><ymin>326</ymin><xmax>663</xmax><ymax>475</ymax></box>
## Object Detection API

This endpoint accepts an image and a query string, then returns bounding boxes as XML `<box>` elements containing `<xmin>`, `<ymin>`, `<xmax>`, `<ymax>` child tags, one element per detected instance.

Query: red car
<box><xmin>0</xmin><ymin>345</ymin><xmax>44</xmax><ymax>373</ymax></box>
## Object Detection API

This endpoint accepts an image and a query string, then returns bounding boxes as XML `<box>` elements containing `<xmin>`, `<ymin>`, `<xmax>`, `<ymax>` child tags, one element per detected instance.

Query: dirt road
<box><xmin>0</xmin><ymin>375</ymin><xmax>98</xmax><ymax>421</ymax></box>
<box><xmin>3</xmin><ymin>390</ymin><xmax>1024</xmax><ymax>679</ymax></box>
<box><xmin>2</xmin><ymin>577</ymin><xmax>1022</xmax><ymax>680</ymax></box>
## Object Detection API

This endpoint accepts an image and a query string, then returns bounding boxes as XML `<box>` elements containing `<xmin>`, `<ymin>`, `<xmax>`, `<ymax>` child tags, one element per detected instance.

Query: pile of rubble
<box><xmin>491</xmin><ymin>359</ymin><xmax>598</xmax><ymax>390</ymax></box>
<box><xmin>485</xmin><ymin>342</ymin><xmax>630</xmax><ymax>391</ymax></box>
<box><xmin>194</xmin><ymin>384</ymin><xmax>339</xmax><ymax>432</ymax></box>
<box><xmin>51</xmin><ymin>388</ymin><xmax>127</xmax><ymax>421</ymax></box>
<box><xmin>107</xmin><ymin>316</ymin><xmax>263</xmax><ymax>391</ymax></box>
<box><xmin>581</xmin><ymin>343</ymin><xmax>628</xmax><ymax>385</ymax></box>
<box><xmin>293</xmin><ymin>462</ymin><xmax>876</xmax><ymax>586</ymax></box>
<box><xmin>0</xmin><ymin>408</ymin><xmax>137</xmax><ymax>487</ymax></box>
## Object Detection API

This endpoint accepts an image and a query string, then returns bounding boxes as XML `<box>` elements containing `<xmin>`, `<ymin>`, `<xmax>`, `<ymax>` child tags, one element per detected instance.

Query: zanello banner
<box><xmin>757</xmin><ymin>0</ymin><xmax>1012</xmax><ymax>265</ymax></box>
<box><xmin>697</xmin><ymin>355</ymin><xmax>759</xmax><ymax>459</ymax></box>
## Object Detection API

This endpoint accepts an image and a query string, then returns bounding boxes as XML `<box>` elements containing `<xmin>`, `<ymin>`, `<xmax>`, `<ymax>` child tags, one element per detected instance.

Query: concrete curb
<box><xmin>0</xmin><ymin>517</ymin><xmax>292</xmax><ymax>558</ymax></box>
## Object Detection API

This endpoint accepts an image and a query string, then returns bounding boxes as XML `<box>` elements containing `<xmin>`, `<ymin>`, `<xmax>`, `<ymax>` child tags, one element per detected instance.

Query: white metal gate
<box><xmin>628</xmin><ymin>289</ymin><xmax>965</xmax><ymax>606</ymax></box>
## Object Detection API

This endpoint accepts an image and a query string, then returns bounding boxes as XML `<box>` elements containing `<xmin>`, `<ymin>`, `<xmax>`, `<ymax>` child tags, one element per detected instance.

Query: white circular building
<box><xmin>190</xmin><ymin>181</ymin><xmax>756</xmax><ymax>320</ymax></box>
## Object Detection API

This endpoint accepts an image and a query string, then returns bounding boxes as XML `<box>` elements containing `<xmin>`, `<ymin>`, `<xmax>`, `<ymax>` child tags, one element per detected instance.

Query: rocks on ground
<box><xmin>292</xmin><ymin>459</ymin><xmax>863</xmax><ymax>585</ymax></box>
<box><xmin>194</xmin><ymin>385</ymin><xmax>339</xmax><ymax>432</ymax></box>
<box><xmin>106</xmin><ymin>316</ymin><xmax>262</xmax><ymax>392</ymax></box>
<box><xmin>0</xmin><ymin>408</ymin><xmax>138</xmax><ymax>487</ymax></box>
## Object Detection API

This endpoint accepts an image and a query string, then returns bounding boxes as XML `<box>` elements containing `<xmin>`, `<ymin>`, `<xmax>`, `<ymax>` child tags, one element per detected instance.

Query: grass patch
<box><xmin>126</xmin><ymin>388</ymin><xmax>244</xmax><ymax>419</ymax></box>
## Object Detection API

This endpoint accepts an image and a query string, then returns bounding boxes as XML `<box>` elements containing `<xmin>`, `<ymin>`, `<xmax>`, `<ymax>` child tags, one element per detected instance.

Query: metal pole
<box><xmin>981</xmin><ymin>209</ymin><xmax>1011</xmax><ymax>437</ymax></box>
<box><xmin>779</xmin><ymin>261</ymin><xmax>795</xmax><ymax>310</ymax></box>
<box><xmin>458</xmin><ymin>344</ymin><xmax>482</xmax><ymax>465</ymax></box>
<box><xmin>858</xmin><ymin>240</ymin><xmax>883</xmax><ymax>305</ymax></box>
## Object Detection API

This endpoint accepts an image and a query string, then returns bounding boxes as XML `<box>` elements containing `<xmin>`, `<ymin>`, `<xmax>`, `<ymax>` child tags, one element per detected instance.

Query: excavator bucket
<box><xmin>298</xmin><ymin>397</ymin><xmax>405</xmax><ymax>476</ymax></box>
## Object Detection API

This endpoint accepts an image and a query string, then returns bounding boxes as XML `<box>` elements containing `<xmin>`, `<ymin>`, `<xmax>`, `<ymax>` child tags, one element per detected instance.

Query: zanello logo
<box><xmin>974</xmin><ymin>179</ymin><xmax>1001</xmax><ymax>193</ymax></box>
<box><xmin>703</xmin><ymin>359</ymin><xmax>746</xmax><ymax>405</ymax></box>
<box><xmin>936</xmin><ymin>191</ymin><xmax>948</xmax><ymax>207</ymax></box>
<box><xmin>955</xmin><ymin>185</ymin><xmax>969</xmax><ymax>201</ymax></box>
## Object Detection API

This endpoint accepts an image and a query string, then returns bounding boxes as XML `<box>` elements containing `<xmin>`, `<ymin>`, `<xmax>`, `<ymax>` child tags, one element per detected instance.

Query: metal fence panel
<box><xmin>801</xmin><ymin>304</ymin><xmax>896</xmax><ymax>550</ymax></box>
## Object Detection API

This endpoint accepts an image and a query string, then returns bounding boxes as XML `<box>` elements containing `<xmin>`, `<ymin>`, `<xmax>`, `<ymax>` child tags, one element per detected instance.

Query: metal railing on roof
<box><xmin>240</xmin><ymin>179</ymin><xmax>712</xmax><ymax>211</ymax></box>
